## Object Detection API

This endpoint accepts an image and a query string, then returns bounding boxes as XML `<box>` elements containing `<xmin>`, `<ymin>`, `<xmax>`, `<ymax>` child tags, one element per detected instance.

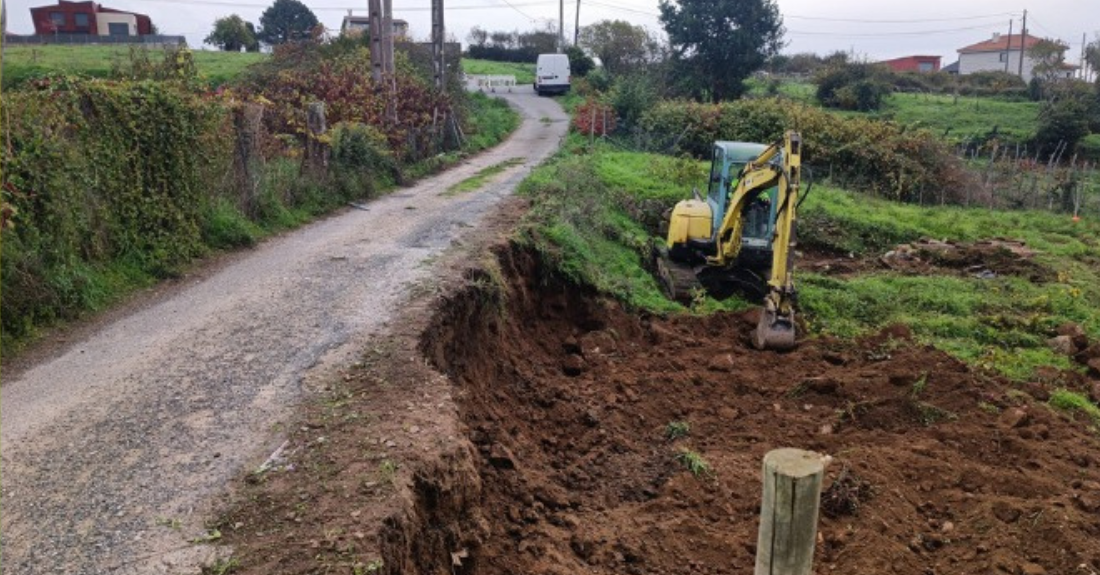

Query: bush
<box><xmin>1077</xmin><ymin>133</ymin><xmax>1100</xmax><ymax>161</ymax></box>
<box><xmin>1035</xmin><ymin>96</ymin><xmax>1091</xmax><ymax>157</ymax></box>
<box><xmin>638</xmin><ymin>98</ymin><xmax>968</xmax><ymax>201</ymax></box>
<box><xmin>610</xmin><ymin>74</ymin><xmax>658</xmax><ymax>129</ymax></box>
<box><xmin>815</xmin><ymin>63</ymin><xmax>892</xmax><ymax>111</ymax></box>
<box><xmin>330</xmin><ymin>122</ymin><xmax>399</xmax><ymax>196</ymax></box>
<box><xmin>565</xmin><ymin>46</ymin><xmax>595</xmax><ymax>77</ymax></box>
<box><xmin>573</xmin><ymin>98</ymin><xmax>617</xmax><ymax>136</ymax></box>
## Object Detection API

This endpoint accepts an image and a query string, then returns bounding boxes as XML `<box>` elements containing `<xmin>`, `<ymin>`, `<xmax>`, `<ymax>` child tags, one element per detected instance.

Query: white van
<box><xmin>534</xmin><ymin>53</ymin><xmax>571</xmax><ymax>96</ymax></box>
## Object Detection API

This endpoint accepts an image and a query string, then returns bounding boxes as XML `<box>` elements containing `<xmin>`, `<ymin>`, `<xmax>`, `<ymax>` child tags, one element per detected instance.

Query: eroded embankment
<box><xmin>385</xmin><ymin>244</ymin><xmax>1100</xmax><ymax>575</ymax></box>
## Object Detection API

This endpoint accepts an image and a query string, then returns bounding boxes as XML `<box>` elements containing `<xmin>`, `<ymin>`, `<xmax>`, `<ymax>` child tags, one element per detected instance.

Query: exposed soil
<box><xmin>802</xmin><ymin>238</ymin><xmax>1055</xmax><ymax>283</ymax></box>
<box><xmin>406</xmin><ymin>244</ymin><xmax>1100</xmax><ymax>575</ymax></box>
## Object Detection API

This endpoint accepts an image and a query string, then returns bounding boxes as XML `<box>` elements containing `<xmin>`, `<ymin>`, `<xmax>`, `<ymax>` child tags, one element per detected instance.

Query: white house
<box><xmin>957</xmin><ymin>32</ymin><xmax>1076</xmax><ymax>82</ymax></box>
<box><xmin>341</xmin><ymin>12</ymin><xmax>408</xmax><ymax>38</ymax></box>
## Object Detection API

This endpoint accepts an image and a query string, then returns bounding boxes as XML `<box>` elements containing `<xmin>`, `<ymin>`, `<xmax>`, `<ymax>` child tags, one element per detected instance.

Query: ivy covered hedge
<box><xmin>638</xmin><ymin>98</ymin><xmax>971</xmax><ymax>202</ymax></box>
<box><xmin>0</xmin><ymin>44</ymin><xmax>517</xmax><ymax>352</ymax></box>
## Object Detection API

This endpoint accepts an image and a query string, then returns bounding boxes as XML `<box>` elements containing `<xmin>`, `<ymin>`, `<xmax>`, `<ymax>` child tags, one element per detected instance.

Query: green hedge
<box><xmin>1</xmin><ymin>79</ymin><xmax>233</xmax><ymax>345</ymax></box>
<box><xmin>638</xmin><ymin>98</ymin><xmax>968</xmax><ymax>201</ymax></box>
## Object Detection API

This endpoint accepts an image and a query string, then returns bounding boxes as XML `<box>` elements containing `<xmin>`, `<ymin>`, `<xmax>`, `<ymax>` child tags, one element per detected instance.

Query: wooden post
<box><xmin>754</xmin><ymin>448</ymin><xmax>826</xmax><ymax>575</ymax></box>
<box><xmin>303</xmin><ymin>101</ymin><xmax>328</xmax><ymax>178</ymax></box>
<box><xmin>233</xmin><ymin>102</ymin><xmax>264</xmax><ymax>217</ymax></box>
<box><xmin>368</xmin><ymin>0</ymin><xmax>384</xmax><ymax>84</ymax></box>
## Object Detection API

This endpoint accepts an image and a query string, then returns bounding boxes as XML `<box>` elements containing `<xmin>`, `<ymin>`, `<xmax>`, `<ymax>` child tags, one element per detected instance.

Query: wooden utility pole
<box><xmin>754</xmin><ymin>449</ymin><xmax>826</xmax><ymax>575</ymax></box>
<box><xmin>382</xmin><ymin>0</ymin><xmax>394</xmax><ymax>75</ymax></box>
<box><xmin>369</xmin><ymin>0</ymin><xmax>383</xmax><ymax>83</ymax></box>
<box><xmin>559</xmin><ymin>0</ymin><xmax>564</xmax><ymax>52</ymax></box>
<box><xmin>1081</xmin><ymin>33</ymin><xmax>1088</xmax><ymax>81</ymax></box>
<box><xmin>1005</xmin><ymin>20</ymin><xmax>1014</xmax><ymax>73</ymax></box>
<box><xmin>1018</xmin><ymin>9</ymin><xmax>1027</xmax><ymax>78</ymax></box>
<box><xmin>574</xmin><ymin>0</ymin><xmax>580</xmax><ymax>46</ymax></box>
<box><xmin>431</xmin><ymin>0</ymin><xmax>444</xmax><ymax>90</ymax></box>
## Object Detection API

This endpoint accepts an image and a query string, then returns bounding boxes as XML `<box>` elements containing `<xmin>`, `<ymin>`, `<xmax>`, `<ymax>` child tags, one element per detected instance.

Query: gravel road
<box><xmin>0</xmin><ymin>87</ymin><xmax>567</xmax><ymax>575</ymax></box>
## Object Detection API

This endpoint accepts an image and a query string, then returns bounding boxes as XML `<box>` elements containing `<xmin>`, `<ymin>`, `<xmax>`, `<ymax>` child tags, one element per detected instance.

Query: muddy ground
<box><xmin>221</xmin><ymin>240</ymin><xmax>1100</xmax><ymax>575</ymax></box>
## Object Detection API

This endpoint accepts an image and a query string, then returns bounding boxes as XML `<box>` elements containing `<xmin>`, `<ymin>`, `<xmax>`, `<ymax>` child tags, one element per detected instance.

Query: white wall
<box><xmin>96</xmin><ymin>13</ymin><xmax>136</xmax><ymax>36</ymax></box>
<box><xmin>958</xmin><ymin>50</ymin><xmax>1057</xmax><ymax>82</ymax></box>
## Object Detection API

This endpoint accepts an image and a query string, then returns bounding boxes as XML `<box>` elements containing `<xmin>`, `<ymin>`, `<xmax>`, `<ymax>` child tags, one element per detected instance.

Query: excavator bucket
<box><xmin>753</xmin><ymin>306</ymin><xmax>796</xmax><ymax>351</ymax></box>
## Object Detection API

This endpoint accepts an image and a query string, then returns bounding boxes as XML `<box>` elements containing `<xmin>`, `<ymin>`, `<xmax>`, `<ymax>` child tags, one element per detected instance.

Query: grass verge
<box><xmin>444</xmin><ymin>157</ymin><xmax>525</xmax><ymax>196</ymax></box>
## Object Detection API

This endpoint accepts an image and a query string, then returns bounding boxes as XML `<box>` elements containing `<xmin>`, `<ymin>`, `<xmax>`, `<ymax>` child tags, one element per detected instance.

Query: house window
<box><xmin>50</xmin><ymin>12</ymin><xmax>66</xmax><ymax>27</ymax></box>
<box><xmin>108</xmin><ymin>22</ymin><xmax>130</xmax><ymax>36</ymax></box>
<box><xmin>74</xmin><ymin>13</ymin><xmax>89</xmax><ymax>29</ymax></box>
<box><xmin>999</xmin><ymin>52</ymin><xmax>1008</xmax><ymax>62</ymax></box>
<box><xmin>918</xmin><ymin>62</ymin><xmax>933</xmax><ymax>72</ymax></box>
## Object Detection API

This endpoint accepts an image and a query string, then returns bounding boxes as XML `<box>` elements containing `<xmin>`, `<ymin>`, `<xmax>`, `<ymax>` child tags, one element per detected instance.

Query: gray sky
<box><xmin>6</xmin><ymin>0</ymin><xmax>1098</xmax><ymax>65</ymax></box>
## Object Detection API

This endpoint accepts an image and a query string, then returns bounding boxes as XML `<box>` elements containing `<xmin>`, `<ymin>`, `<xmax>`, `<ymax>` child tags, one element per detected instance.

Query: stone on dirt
<box><xmin>1046</xmin><ymin>336</ymin><xmax>1076</xmax><ymax>357</ymax></box>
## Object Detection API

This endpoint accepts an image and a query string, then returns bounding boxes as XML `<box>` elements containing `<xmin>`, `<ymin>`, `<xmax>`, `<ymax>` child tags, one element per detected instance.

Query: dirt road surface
<box><xmin>0</xmin><ymin>87</ymin><xmax>567</xmax><ymax>575</ymax></box>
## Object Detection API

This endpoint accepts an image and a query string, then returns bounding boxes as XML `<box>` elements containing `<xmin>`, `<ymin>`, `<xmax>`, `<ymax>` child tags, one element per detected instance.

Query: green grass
<box><xmin>675</xmin><ymin>449</ymin><xmax>713</xmax><ymax>477</ymax></box>
<box><xmin>1049</xmin><ymin>389</ymin><xmax>1100</xmax><ymax>424</ymax></box>
<box><xmin>443</xmin><ymin>157</ymin><xmax>525</xmax><ymax>196</ymax></box>
<box><xmin>461</xmin><ymin>58</ymin><xmax>535</xmax><ymax>85</ymax></box>
<box><xmin>518</xmin><ymin>142</ymin><xmax>1100</xmax><ymax>381</ymax></box>
<box><xmin>744</xmin><ymin>78</ymin><xmax>1040</xmax><ymax>144</ymax></box>
<box><xmin>665</xmin><ymin>421</ymin><xmax>691</xmax><ymax>440</ymax></box>
<box><xmin>877</xmin><ymin>91</ymin><xmax>1040</xmax><ymax>144</ymax></box>
<box><xmin>2</xmin><ymin>45</ymin><xmax>267</xmax><ymax>88</ymax></box>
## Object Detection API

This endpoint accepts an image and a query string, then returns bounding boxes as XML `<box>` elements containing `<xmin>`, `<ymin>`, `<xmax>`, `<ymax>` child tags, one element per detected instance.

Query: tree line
<box><xmin>205</xmin><ymin>0</ymin><xmax>320</xmax><ymax>52</ymax></box>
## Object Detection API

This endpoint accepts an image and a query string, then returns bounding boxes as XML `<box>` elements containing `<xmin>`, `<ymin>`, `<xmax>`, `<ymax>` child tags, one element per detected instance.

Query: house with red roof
<box><xmin>879</xmin><ymin>55</ymin><xmax>941</xmax><ymax>73</ymax></box>
<box><xmin>30</xmin><ymin>0</ymin><xmax>152</xmax><ymax>37</ymax></box>
<box><xmin>957</xmin><ymin>32</ymin><xmax>1075</xmax><ymax>82</ymax></box>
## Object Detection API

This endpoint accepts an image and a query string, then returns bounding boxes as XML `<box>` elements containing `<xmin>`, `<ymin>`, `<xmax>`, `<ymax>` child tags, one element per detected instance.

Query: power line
<box><xmin>787</xmin><ymin>22</ymin><xmax>1007</xmax><ymax>37</ymax></box>
<box><xmin>784</xmin><ymin>12</ymin><xmax>1018</xmax><ymax>24</ymax></box>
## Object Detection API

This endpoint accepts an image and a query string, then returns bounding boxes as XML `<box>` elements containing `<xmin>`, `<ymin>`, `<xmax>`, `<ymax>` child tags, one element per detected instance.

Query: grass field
<box><xmin>461</xmin><ymin>58</ymin><xmax>535</xmax><ymax>85</ymax></box>
<box><xmin>879</xmin><ymin>91</ymin><xmax>1040</xmax><ymax>144</ymax></box>
<box><xmin>745</xmin><ymin>78</ymin><xmax>1041</xmax><ymax>144</ymax></box>
<box><xmin>520</xmin><ymin>139</ymin><xmax>1100</xmax><ymax>380</ymax></box>
<box><xmin>2</xmin><ymin>45</ymin><xmax>267</xmax><ymax>88</ymax></box>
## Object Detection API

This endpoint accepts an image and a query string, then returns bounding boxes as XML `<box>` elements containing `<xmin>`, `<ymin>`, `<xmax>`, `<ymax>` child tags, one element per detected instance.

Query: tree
<box><xmin>205</xmin><ymin>15</ymin><xmax>258</xmax><ymax>52</ymax></box>
<box><xmin>659</xmin><ymin>0</ymin><xmax>784</xmax><ymax>101</ymax></box>
<box><xmin>1028</xmin><ymin>39</ymin><xmax>1068</xmax><ymax>86</ymax></box>
<box><xmin>565</xmin><ymin>45</ymin><xmax>595</xmax><ymax>77</ymax></box>
<box><xmin>578</xmin><ymin>20</ymin><xmax>661</xmax><ymax>76</ymax></box>
<box><xmin>467</xmin><ymin>26</ymin><xmax>488</xmax><ymax>47</ymax></box>
<box><xmin>257</xmin><ymin>0</ymin><xmax>319</xmax><ymax>45</ymax></box>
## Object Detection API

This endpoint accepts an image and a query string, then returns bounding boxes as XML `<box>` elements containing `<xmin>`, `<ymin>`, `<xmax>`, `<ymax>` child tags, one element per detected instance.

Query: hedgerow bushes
<box><xmin>1</xmin><ymin>79</ymin><xmax>232</xmax><ymax>343</ymax></box>
<box><xmin>0</xmin><ymin>44</ymin><xmax>517</xmax><ymax>352</ymax></box>
<box><xmin>638</xmin><ymin>98</ymin><xmax>971</xmax><ymax>201</ymax></box>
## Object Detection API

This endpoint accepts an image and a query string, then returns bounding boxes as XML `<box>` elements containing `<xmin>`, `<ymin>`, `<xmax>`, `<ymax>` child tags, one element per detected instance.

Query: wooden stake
<box><xmin>754</xmin><ymin>448</ymin><xmax>826</xmax><ymax>575</ymax></box>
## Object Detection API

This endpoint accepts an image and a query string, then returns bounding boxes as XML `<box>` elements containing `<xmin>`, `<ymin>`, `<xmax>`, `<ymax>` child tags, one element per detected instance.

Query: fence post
<box><xmin>754</xmin><ymin>448</ymin><xmax>826</xmax><ymax>575</ymax></box>
<box><xmin>233</xmin><ymin>102</ymin><xmax>265</xmax><ymax>217</ymax></box>
<box><xmin>303</xmin><ymin>102</ymin><xmax>328</xmax><ymax>178</ymax></box>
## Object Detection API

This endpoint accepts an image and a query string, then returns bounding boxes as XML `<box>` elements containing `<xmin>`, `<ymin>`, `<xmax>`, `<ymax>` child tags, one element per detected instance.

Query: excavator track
<box><xmin>653</xmin><ymin>246</ymin><xmax>702</xmax><ymax>305</ymax></box>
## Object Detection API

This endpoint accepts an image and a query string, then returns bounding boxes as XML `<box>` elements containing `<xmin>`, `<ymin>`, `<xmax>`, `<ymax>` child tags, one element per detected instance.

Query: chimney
<box><xmin>992</xmin><ymin>32</ymin><xmax>1001</xmax><ymax>42</ymax></box>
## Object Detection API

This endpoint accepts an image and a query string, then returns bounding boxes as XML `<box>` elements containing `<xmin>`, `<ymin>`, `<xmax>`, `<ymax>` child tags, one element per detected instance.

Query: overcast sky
<box><xmin>6</xmin><ymin>0</ymin><xmax>1099</xmax><ymax>65</ymax></box>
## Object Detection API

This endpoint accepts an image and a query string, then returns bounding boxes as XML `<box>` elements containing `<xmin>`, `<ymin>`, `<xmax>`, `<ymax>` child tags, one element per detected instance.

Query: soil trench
<box><xmin>389</xmin><ymin>244</ymin><xmax>1100</xmax><ymax>575</ymax></box>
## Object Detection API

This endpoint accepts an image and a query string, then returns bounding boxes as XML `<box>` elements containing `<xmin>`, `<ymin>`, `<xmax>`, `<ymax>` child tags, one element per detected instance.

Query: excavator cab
<box><xmin>706</xmin><ymin>142</ymin><xmax>779</xmax><ymax>267</ymax></box>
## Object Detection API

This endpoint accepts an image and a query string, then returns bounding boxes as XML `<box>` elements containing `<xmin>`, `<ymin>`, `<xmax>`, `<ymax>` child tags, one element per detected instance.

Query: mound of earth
<box><xmin>408</xmin><ymin>245</ymin><xmax>1100</xmax><ymax>575</ymax></box>
<box><xmin>804</xmin><ymin>238</ymin><xmax>1054</xmax><ymax>282</ymax></box>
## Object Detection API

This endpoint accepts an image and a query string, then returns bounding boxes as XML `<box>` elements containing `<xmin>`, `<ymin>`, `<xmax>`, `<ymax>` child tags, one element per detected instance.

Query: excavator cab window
<box><xmin>707</xmin><ymin>147</ymin><xmax>725</xmax><ymax>202</ymax></box>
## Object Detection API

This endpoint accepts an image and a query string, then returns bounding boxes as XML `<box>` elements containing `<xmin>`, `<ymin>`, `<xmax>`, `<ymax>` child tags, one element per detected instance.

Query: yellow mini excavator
<box><xmin>654</xmin><ymin>131</ymin><xmax>804</xmax><ymax>351</ymax></box>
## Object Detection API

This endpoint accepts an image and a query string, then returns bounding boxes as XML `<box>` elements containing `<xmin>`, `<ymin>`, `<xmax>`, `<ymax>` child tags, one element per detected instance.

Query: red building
<box><xmin>30</xmin><ymin>1</ymin><xmax>152</xmax><ymax>36</ymax></box>
<box><xmin>879</xmin><ymin>55</ymin><xmax>942</xmax><ymax>73</ymax></box>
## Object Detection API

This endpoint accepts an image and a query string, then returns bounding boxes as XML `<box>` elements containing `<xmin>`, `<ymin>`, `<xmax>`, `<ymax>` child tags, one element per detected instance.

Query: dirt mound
<box><xmin>415</xmin><ymin>245</ymin><xmax>1100</xmax><ymax>575</ymax></box>
<box><xmin>804</xmin><ymin>238</ymin><xmax>1055</xmax><ymax>282</ymax></box>
<box><xmin>880</xmin><ymin>238</ymin><xmax>1053</xmax><ymax>282</ymax></box>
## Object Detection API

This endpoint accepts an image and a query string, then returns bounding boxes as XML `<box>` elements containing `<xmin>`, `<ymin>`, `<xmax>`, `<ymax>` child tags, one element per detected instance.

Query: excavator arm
<box><xmin>712</xmin><ymin>131</ymin><xmax>802</xmax><ymax>350</ymax></box>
